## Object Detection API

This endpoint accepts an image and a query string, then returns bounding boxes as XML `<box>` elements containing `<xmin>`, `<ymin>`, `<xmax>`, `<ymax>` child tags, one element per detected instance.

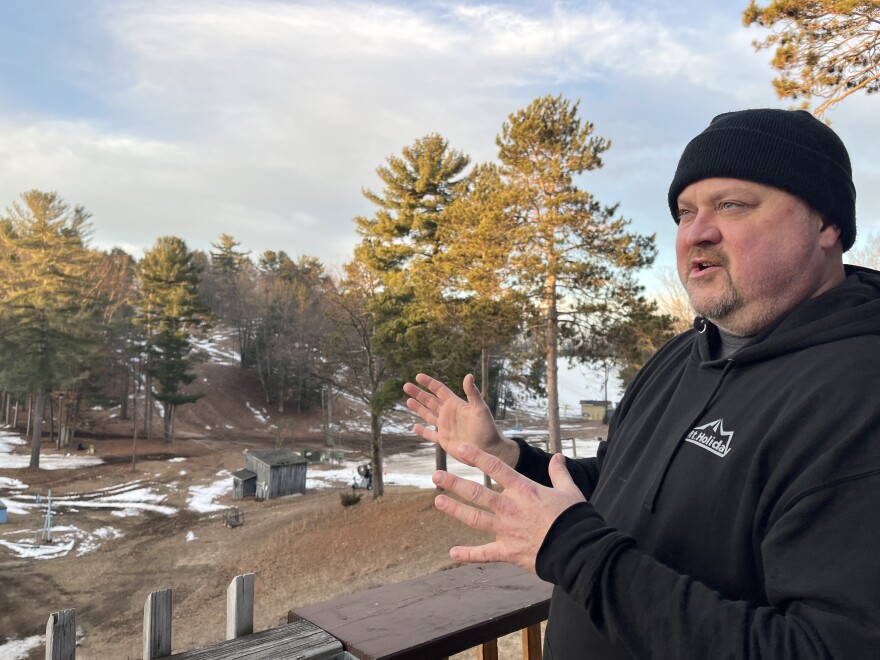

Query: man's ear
<box><xmin>818</xmin><ymin>216</ymin><xmax>842</xmax><ymax>250</ymax></box>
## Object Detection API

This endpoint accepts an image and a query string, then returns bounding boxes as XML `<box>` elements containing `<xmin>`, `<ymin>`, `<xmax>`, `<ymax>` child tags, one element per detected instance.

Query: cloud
<box><xmin>0</xmin><ymin>0</ymin><xmax>875</xmax><ymax>275</ymax></box>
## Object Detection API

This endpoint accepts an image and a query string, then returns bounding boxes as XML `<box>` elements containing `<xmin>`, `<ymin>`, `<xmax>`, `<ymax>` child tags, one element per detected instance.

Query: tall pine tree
<box><xmin>496</xmin><ymin>95</ymin><xmax>656</xmax><ymax>452</ymax></box>
<box><xmin>353</xmin><ymin>133</ymin><xmax>473</xmax><ymax>489</ymax></box>
<box><xmin>0</xmin><ymin>191</ymin><xmax>100</xmax><ymax>467</ymax></box>
<box><xmin>135</xmin><ymin>236</ymin><xmax>206</xmax><ymax>443</ymax></box>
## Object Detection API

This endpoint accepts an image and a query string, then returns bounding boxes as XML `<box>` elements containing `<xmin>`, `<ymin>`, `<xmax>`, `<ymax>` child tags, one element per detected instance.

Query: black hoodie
<box><xmin>516</xmin><ymin>266</ymin><xmax>880</xmax><ymax>659</ymax></box>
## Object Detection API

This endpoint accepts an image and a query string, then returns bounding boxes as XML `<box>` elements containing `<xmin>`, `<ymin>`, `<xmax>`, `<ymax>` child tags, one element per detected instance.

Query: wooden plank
<box><xmin>45</xmin><ymin>609</ymin><xmax>75</xmax><ymax>660</ymax></box>
<box><xmin>477</xmin><ymin>639</ymin><xmax>498</xmax><ymax>660</ymax></box>
<box><xmin>290</xmin><ymin>563</ymin><xmax>552</xmax><ymax>660</ymax></box>
<box><xmin>226</xmin><ymin>573</ymin><xmax>255</xmax><ymax>639</ymax></box>
<box><xmin>144</xmin><ymin>588</ymin><xmax>173</xmax><ymax>660</ymax></box>
<box><xmin>168</xmin><ymin>620</ymin><xmax>343</xmax><ymax>659</ymax></box>
<box><xmin>521</xmin><ymin>624</ymin><xmax>542</xmax><ymax>660</ymax></box>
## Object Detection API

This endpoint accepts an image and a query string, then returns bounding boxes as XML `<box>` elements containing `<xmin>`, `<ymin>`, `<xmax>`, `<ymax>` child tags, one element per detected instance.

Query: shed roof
<box><xmin>232</xmin><ymin>469</ymin><xmax>257</xmax><ymax>481</ymax></box>
<box><xmin>247</xmin><ymin>449</ymin><xmax>308</xmax><ymax>467</ymax></box>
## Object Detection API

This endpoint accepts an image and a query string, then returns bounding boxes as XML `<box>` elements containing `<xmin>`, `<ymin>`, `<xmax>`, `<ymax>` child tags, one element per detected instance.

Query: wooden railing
<box><xmin>44</xmin><ymin>563</ymin><xmax>551</xmax><ymax>659</ymax></box>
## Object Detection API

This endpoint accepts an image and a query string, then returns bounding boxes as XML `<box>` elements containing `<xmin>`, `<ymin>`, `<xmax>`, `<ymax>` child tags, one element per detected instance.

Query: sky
<box><xmin>0</xmin><ymin>0</ymin><xmax>878</xmax><ymax>290</ymax></box>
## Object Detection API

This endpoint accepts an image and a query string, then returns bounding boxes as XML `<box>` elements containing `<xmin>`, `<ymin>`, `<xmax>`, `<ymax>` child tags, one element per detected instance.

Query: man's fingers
<box><xmin>404</xmin><ymin>395</ymin><xmax>438</xmax><ymax>424</ymax></box>
<box><xmin>462</xmin><ymin>373</ymin><xmax>484</xmax><ymax>405</ymax></box>
<box><xmin>435</xmin><ymin>492</ymin><xmax>495</xmax><ymax>533</ymax></box>
<box><xmin>548</xmin><ymin>453</ymin><xmax>581</xmax><ymax>496</ymax></box>
<box><xmin>449</xmin><ymin>543</ymin><xmax>502</xmax><ymax>564</ymax></box>
<box><xmin>415</xmin><ymin>373</ymin><xmax>455</xmax><ymax>401</ymax></box>
<box><xmin>403</xmin><ymin>382</ymin><xmax>440</xmax><ymax>413</ymax></box>
<box><xmin>433</xmin><ymin>469</ymin><xmax>499</xmax><ymax>512</ymax></box>
<box><xmin>412</xmin><ymin>423</ymin><xmax>438</xmax><ymax>444</ymax></box>
<box><xmin>447</xmin><ymin>444</ymin><xmax>519</xmax><ymax>489</ymax></box>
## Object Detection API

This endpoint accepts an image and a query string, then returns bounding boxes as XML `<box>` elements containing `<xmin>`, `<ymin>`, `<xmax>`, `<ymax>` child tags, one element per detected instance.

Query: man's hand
<box><xmin>403</xmin><ymin>373</ymin><xmax>520</xmax><ymax>467</ymax></box>
<box><xmin>432</xmin><ymin>443</ymin><xmax>586</xmax><ymax>574</ymax></box>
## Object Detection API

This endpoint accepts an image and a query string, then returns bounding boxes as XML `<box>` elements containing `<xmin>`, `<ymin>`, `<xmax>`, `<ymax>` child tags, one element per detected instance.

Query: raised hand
<box><xmin>432</xmin><ymin>443</ymin><xmax>586</xmax><ymax>573</ymax></box>
<box><xmin>403</xmin><ymin>373</ymin><xmax>520</xmax><ymax>467</ymax></box>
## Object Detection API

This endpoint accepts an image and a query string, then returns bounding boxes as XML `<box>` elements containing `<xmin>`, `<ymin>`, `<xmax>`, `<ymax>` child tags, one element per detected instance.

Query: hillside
<box><xmin>0</xmin><ymin>340</ymin><xmax>606</xmax><ymax>659</ymax></box>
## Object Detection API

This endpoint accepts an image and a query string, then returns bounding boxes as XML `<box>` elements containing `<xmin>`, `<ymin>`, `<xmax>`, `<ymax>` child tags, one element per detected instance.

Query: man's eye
<box><xmin>676</xmin><ymin>208</ymin><xmax>693</xmax><ymax>220</ymax></box>
<box><xmin>719</xmin><ymin>201</ymin><xmax>741</xmax><ymax>210</ymax></box>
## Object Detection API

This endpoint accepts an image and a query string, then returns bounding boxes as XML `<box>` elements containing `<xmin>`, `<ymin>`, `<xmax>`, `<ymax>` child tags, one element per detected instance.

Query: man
<box><xmin>403</xmin><ymin>109</ymin><xmax>880</xmax><ymax>658</ymax></box>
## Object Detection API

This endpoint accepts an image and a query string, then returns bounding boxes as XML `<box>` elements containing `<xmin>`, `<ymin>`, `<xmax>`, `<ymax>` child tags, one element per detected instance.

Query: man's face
<box><xmin>675</xmin><ymin>178</ymin><xmax>841</xmax><ymax>336</ymax></box>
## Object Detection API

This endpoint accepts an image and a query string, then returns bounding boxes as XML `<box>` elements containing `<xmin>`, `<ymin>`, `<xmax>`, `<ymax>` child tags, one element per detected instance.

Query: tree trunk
<box><xmin>132</xmin><ymin>390</ymin><xmax>139</xmax><ymax>470</ymax></box>
<box><xmin>277</xmin><ymin>367</ymin><xmax>285</xmax><ymax>413</ymax></box>
<box><xmin>546</xmin><ymin>277</ymin><xmax>562</xmax><ymax>454</ymax></box>
<box><xmin>120</xmin><ymin>362</ymin><xmax>130</xmax><ymax>421</ymax></box>
<box><xmin>163</xmin><ymin>402</ymin><xmax>174</xmax><ymax>443</ymax></box>
<box><xmin>29</xmin><ymin>388</ymin><xmax>46</xmax><ymax>469</ymax></box>
<box><xmin>69</xmin><ymin>390</ymin><xmax>80</xmax><ymax>447</ymax></box>
<box><xmin>435</xmin><ymin>444</ymin><xmax>447</xmax><ymax>481</ymax></box>
<box><xmin>370</xmin><ymin>411</ymin><xmax>384</xmax><ymax>499</ymax></box>
<box><xmin>49</xmin><ymin>395</ymin><xmax>56</xmax><ymax>450</ymax></box>
<box><xmin>145</xmin><ymin>370</ymin><xmax>153</xmax><ymax>440</ymax></box>
<box><xmin>481</xmin><ymin>348</ymin><xmax>492</xmax><ymax>488</ymax></box>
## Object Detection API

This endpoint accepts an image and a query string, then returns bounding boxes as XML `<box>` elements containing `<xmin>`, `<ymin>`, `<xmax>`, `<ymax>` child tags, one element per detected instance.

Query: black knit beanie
<box><xmin>668</xmin><ymin>109</ymin><xmax>857</xmax><ymax>251</ymax></box>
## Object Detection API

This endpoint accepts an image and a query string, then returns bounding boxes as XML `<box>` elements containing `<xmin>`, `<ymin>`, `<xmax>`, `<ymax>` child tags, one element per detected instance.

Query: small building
<box><xmin>245</xmin><ymin>449</ymin><xmax>308</xmax><ymax>499</ymax></box>
<box><xmin>580</xmin><ymin>400</ymin><xmax>610</xmax><ymax>422</ymax></box>
<box><xmin>231</xmin><ymin>469</ymin><xmax>257</xmax><ymax>500</ymax></box>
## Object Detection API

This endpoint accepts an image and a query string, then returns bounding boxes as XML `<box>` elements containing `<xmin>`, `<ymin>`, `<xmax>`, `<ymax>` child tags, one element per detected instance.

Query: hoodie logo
<box><xmin>684</xmin><ymin>419</ymin><xmax>734</xmax><ymax>457</ymax></box>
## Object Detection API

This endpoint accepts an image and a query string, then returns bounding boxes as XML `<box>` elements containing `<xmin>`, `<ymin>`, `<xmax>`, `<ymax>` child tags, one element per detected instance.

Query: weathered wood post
<box><xmin>45</xmin><ymin>608</ymin><xmax>75</xmax><ymax>660</ymax></box>
<box><xmin>522</xmin><ymin>623</ymin><xmax>543</xmax><ymax>659</ymax></box>
<box><xmin>143</xmin><ymin>588</ymin><xmax>172</xmax><ymax>659</ymax></box>
<box><xmin>226</xmin><ymin>573</ymin><xmax>255</xmax><ymax>639</ymax></box>
<box><xmin>477</xmin><ymin>638</ymin><xmax>499</xmax><ymax>660</ymax></box>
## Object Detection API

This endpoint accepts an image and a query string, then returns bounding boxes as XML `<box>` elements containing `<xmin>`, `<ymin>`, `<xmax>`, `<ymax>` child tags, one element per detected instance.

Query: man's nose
<box><xmin>683</xmin><ymin>211</ymin><xmax>722</xmax><ymax>246</ymax></box>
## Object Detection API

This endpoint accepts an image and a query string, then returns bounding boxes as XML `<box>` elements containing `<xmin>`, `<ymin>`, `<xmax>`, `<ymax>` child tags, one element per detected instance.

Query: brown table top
<box><xmin>289</xmin><ymin>562</ymin><xmax>552</xmax><ymax>660</ymax></box>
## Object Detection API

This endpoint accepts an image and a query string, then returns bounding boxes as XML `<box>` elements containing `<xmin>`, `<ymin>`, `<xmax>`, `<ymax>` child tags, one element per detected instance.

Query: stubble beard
<box><xmin>687</xmin><ymin>276</ymin><xmax>740</xmax><ymax>328</ymax></box>
<box><xmin>686</xmin><ymin>272</ymin><xmax>778</xmax><ymax>337</ymax></box>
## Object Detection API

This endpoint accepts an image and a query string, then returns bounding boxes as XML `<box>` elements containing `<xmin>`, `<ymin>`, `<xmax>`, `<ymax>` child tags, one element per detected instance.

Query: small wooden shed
<box><xmin>579</xmin><ymin>400</ymin><xmax>610</xmax><ymax>421</ymax></box>
<box><xmin>245</xmin><ymin>449</ymin><xmax>308</xmax><ymax>499</ymax></box>
<box><xmin>231</xmin><ymin>469</ymin><xmax>257</xmax><ymax>500</ymax></box>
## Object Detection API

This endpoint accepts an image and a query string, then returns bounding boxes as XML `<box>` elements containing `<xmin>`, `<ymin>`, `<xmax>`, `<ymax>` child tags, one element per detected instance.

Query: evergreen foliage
<box><xmin>495</xmin><ymin>95</ymin><xmax>657</xmax><ymax>452</ymax></box>
<box><xmin>207</xmin><ymin>234</ymin><xmax>254</xmax><ymax>367</ymax></box>
<box><xmin>0</xmin><ymin>190</ymin><xmax>101</xmax><ymax>467</ymax></box>
<box><xmin>134</xmin><ymin>236</ymin><xmax>207</xmax><ymax>443</ymax></box>
<box><xmin>350</xmin><ymin>134</ymin><xmax>476</xmax><ymax>495</ymax></box>
<box><xmin>744</xmin><ymin>1</ymin><xmax>880</xmax><ymax>116</ymax></box>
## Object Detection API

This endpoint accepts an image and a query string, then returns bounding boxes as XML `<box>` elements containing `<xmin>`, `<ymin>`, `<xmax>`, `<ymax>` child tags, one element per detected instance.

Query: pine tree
<box><xmin>744</xmin><ymin>1</ymin><xmax>880</xmax><ymax>117</ymax></box>
<box><xmin>0</xmin><ymin>191</ymin><xmax>100</xmax><ymax>468</ymax></box>
<box><xmin>353</xmin><ymin>134</ymin><xmax>475</xmax><ymax>485</ymax></box>
<box><xmin>208</xmin><ymin>233</ymin><xmax>254</xmax><ymax>366</ymax></box>
<box><xmin>134</xmin><ymin>236</ymin><xmax>206</xmax><ymax>443</ymax></box>
<box><xmin>438</xmin><ymin>163</ymin><xmax>527</xmax><ymax>412</ymax></box>
<box><xmin>496</xmin><ymin>95</ymin><xmax>656</xmax><ymax>452</ymax></box>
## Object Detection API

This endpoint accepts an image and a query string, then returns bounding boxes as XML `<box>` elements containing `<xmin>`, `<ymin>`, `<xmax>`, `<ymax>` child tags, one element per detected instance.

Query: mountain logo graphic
<box><xmin>683</xmin><ymin>419</ymin><xmax>734</xmax><ymax>457</ymax></box>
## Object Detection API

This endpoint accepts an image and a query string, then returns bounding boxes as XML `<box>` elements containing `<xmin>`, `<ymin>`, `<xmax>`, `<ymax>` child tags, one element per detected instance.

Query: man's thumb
<box><xmin>548</xmin><ymin>453</ymin><xmax>579</xmax><ymax>494</ymax></box>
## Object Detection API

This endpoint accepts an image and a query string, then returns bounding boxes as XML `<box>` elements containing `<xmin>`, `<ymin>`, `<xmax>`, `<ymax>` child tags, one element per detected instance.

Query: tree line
<box><xmin>0</xmin><ymin>95</ymin><xmax>676</xmax><ymax>486</ymax></box>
